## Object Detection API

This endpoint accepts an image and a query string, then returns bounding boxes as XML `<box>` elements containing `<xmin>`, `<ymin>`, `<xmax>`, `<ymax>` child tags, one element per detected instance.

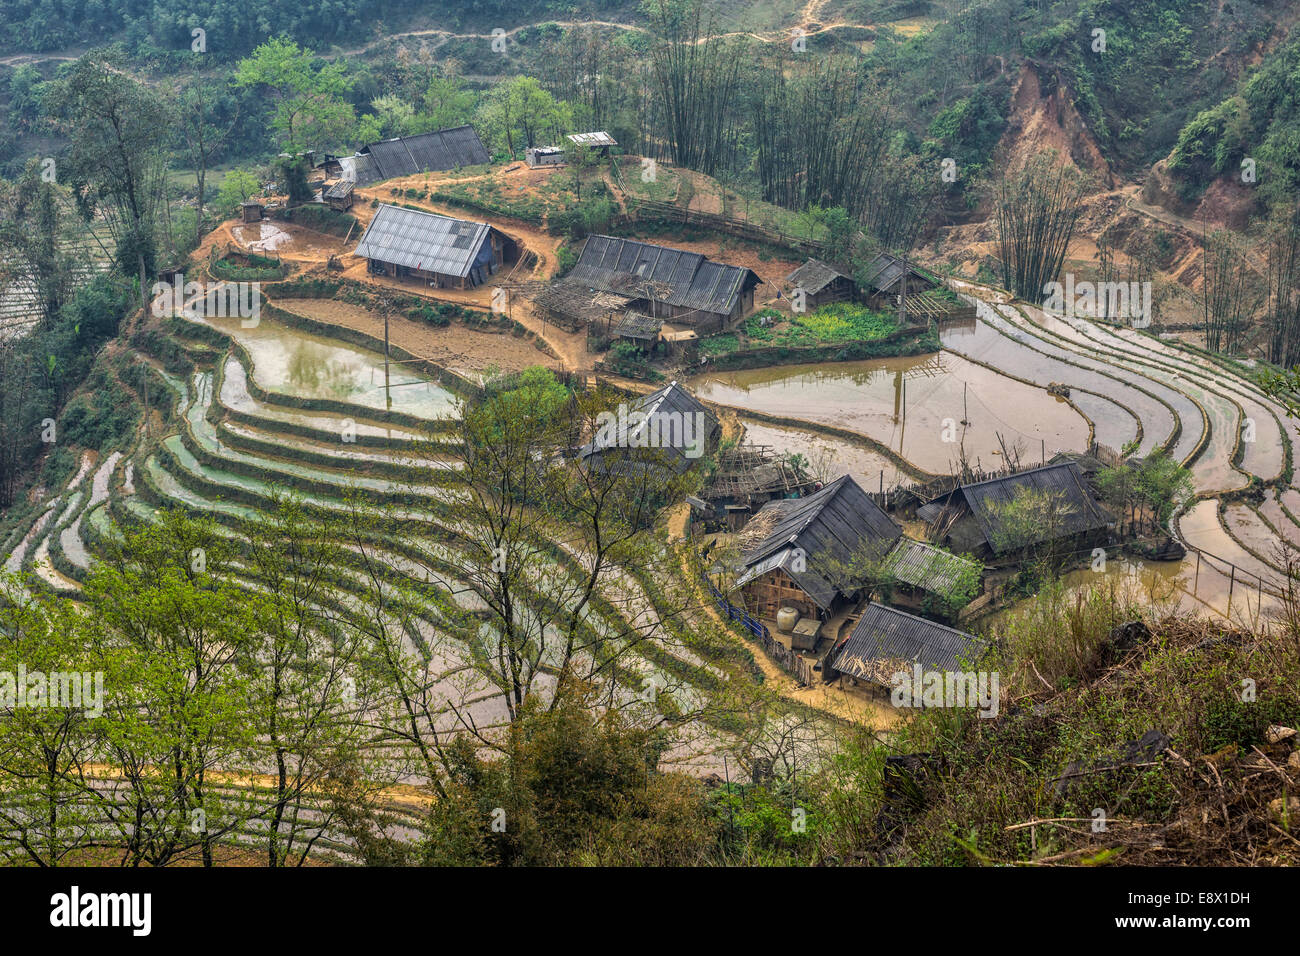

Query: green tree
<box><xmin>84</xmin><ymin>511</ymin><xmax>260</xmax><ymax>866</ymax></box>
<box><xmin>215</xmin><ymin>169</ymin><xmax>263</xmax><ymax>220</ymax></box>
<box><xmin>46</xmin><ymin>50</ymin><xmax>170</xmax><ymax>313</ymax></box>
<box><xmin>234</xmin><ymin>37</ymin><xmax>355</xmax><ymax>151</ymax></box>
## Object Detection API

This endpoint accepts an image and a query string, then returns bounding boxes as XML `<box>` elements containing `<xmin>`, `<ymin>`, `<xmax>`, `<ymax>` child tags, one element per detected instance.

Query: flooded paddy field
<box><xmin>738</xmin><ymin>419</ymin><xmax>908</xmax><ymax>491</ymax></box>
<box><xmin>942</xmin><ymin>303</ymin><xmax>1145</xmax><ymax>453</ymax></box>
<box><xmin>183</xmin><ymin>310</ymin><xmax>457</xmax><ymax>420</ymax></box>
<box><xmin>690</xmin><ymin>351</ymin><xmax>1090</xmax><ymax>475</ymax></box>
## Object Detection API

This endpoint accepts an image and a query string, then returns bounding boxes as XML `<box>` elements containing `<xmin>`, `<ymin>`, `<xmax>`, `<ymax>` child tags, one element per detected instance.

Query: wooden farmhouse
<box><xmin>535</xmin><ymin>236</ymin><xmax>761</xmax><ymax>334</ymax></box>
<box><xmin>577</xmin><ymin>380</ymin><xmax>719</xmax><ymax>476</ymax></box>
<box><xmin>353</xmin><ymin>204</ymin><xmax>519</xmax><ymax>289</ymax></box>
<box><xmin>829</xmin><ymin>602</ymin><xmax>988</xmax><ymax>697</ymax></box>
<box><xmin>735</xmin><ymin>475</ymin><xmax>901</xmax><ymax>624</ymax></box>
<box><xmin>785</xmin><ymin>258</ymin><xmax>857</xmax><ymax>310</ymax></box>
<box><xmin>917</xmin><ymin>461</ymin><xmax>1110</xmax><ymax>561</ymax></box>
<box><xmin>240</xmin><ymin>200</ymin><xmax>265</xmax><ymax>224</ymax></box>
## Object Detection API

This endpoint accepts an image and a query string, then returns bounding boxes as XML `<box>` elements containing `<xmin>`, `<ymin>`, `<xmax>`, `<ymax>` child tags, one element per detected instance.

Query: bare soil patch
<box><xmin>275</xmin><ymin>297</ymin><xmax>555</xmax><ymax>376</ymax></box>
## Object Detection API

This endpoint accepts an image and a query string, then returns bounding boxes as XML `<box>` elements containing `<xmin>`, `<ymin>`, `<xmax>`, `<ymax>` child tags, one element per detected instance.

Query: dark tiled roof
<box><xmin>786</xmin><ymin>258</ymin><xmax>852</xmax><ymax>295</ymax></box>
<box><xmin>569</xmin><ymin>236</ymin><xmax>760</xmax><ymax>318</ymax></box>
<box><xmin>833</xmin><ymin>602</ymin><xmax>987</xmax><ymax>680</ymax></box>
<box><xmin>360</xmin><ymin>125</ymin><xmax>489</xmax><ymax>180</ymax></box>
<box><xmin>743</xmin><ymin>474</ymin><xmax>901</xmax><ymax>574</ymax></box>
<box><xmin>354</xmin><ymin>204</ymin><xmax>494</xmax><ymax>277</ymax></box>
<box><xmin>957</xmin><ymin>461</ymin><xmax>1110</xmax><ymax>554</ymax></box>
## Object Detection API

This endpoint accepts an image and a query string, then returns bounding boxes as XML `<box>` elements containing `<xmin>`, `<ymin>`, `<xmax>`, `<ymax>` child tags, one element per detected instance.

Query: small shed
<box><xmin>567</xmin><ymin>131</ymin><xmax>618</xmax><ymax>156</ymax></box>
<box><xmin>323</xmin><ymin>179</ymin><xmax>355</xmax><ymax>212</ymax></box>
<box><xmin>240</xmin><ymin>201</ymin><xmax>265</xmax><ymax>224</ymax></box>
<box><xmin>880</xmin><ymin>538</ymin><xmax>982</xmax><ymax>617</ymax></box>
<box><xmin>861</xmin><ymin>252</ymin><xmax>932</xmax><ymax>301</ymax></box>
<box><xmin>699</xmin><ymin>444</ymin><xmax>819</xmax><ymax>530</ymax></box>
<box><xmin>829</xmin><ymin>602</ymin><xmax>988</xmax><ymax>695</ymax></box>
<box><xmin>785</xmin><ymin>258</ymin><xmax>856</xmax><ymax>310</ymax></box>
<box><xmin>611</xmin><ymin>311</ymin><xmax>663</xmax><ymax>347</ymax></box>
<box><xmin>525</xmin><ymin>146</ymin><xmax>566</xmax><ymax>168</ymax></box>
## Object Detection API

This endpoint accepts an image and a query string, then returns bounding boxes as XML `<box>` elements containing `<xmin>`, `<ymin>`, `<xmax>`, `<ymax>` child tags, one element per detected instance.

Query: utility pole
<box><xmin>384</xmin><ymin>307</ymin><xmax>392</xmax><ymax>412</ymax></box>
<box><xmin>898</xmin><ymin>252</ymin><xmax>909</xmax><ymax>327</ymax></box>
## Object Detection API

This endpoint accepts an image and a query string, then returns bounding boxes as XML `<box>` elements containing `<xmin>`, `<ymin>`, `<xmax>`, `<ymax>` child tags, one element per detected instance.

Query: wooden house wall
<box><xmin>741</xmin><ymin>568</ymin><xmax>820</xmax><ymax>621</ymax></box>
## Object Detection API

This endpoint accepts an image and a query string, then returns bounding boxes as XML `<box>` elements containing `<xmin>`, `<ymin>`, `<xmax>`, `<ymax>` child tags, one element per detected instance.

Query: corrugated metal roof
<box><xmin>882</xmin><ymin>538</ymin><xmax>980</xmax><ymax>599</ymax></box>
<box><xmin>354</xmin><ymin>204</ymin><xmax>494</xmax><ymax>277</ymax></box>
<box><xmin>338</xmin><ymin>153</ymin><xmax>376</xmax><ymax>185</ymax></box>
<box><xmin>833</xmin><ymin>602</ymin><xmax>986</xmax><ymax>681</ymax></box>
<box><xmin>786</xmin><ymin>258</ymin><xmax>851</xmax><ymax>295</ymax></box>
<box><xmin>578</xmin><ymin>381</ymin><xmax>718</xmax><ymax>473</ymax></box>
<box><xmin>567</xmin><ymin>131</ymin><xmax>617</xmax><ymax>147</ymax></box>
<box><xmin>958</xmin><ymin>461</ymin><xmax>1110</xmax><ymax>554</ymax></box>
<box><xmin>742</xmin><ymin>474</ymin><xmax>902</xmax><ymax>578</ymax></box>
<box><xmin>612</xmin><ymin>312</ymin><xmax>663</xmax><ymax>340</ymax></box>
<box><xmin>359</xmin><ymin>125</ymin><xmax>490</xmax><ymax>181</ymax></box>
<box><xmin>324</xmin><ymin>180</ymin><xmax>355</xmax><ymax>199</ymax></box>
<box><xmin>734</xmin><ymin>545</ymin><xmax>839</xmax><ymax>610</ymax></box>
<box><xmin>569</xmin><ymin>236</ymin><xmax>759</xmax><ymax>317</ymax></box>
<box><xmin>861</xmin><ymin>253</ymin><xmax>929</xmax><ymax>293</ymax></box>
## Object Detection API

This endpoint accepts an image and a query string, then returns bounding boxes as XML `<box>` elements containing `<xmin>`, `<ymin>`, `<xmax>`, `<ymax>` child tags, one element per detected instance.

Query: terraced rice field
<box><xmin>6</xmin><ymin>265</ymin><xmax>1300</xmax><ymax>817</ymax></box>
<box><xmin>692</xmin><ymin>279</ymin><xmax>1300</xmax><ymax>622</ymax></box>
<box><xmin>691</xmin><ymin>351</ymin><xmax>1091</xmax><ymax>475</ymax></box>
<box><xmin>0</xmin><ymin>300</ymin><xmax>760</xmax><ymax>785</ymax></box>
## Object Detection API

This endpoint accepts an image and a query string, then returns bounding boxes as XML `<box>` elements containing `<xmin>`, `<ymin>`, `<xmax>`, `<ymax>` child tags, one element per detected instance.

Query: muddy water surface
<box><xmin>690</xmin><ymin>352</ymin><xmax>1090</xmax><ymax>475</ymax></box>
<box><xmin>186</xmin><ymin>312</ymin><xmax>456</xmax><ymax>419</ymax></box>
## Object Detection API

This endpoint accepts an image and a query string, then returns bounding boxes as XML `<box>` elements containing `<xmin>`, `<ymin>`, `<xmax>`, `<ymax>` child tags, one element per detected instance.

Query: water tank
<box><xmin>776</xmin><ymin>606</ymin><xmax>801</xmax><ymax>634</ymax></box>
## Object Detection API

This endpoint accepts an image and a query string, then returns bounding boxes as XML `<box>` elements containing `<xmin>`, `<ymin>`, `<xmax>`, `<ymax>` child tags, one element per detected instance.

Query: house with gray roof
<box><xmin>916</xmin><ymin>460</ymin><xmax>1111</xmax><ymax>559</ymax></box>
<box><xmin>353</xmin><ymin>204</ymin><xmax>518</xmax><ymax>289</ymax></box>
<box><xmin>578</xmin><ymin>380</ymin><xmax>719</xmax><ymax>476</ymax></box>
<box><xmin>325</xmin><ymin>125</ymin><xmax>490</xmax><ymax>186</ymax></box>
<box><xmin>880</xmin><ymin>538</ymin><xmax>983</xmax><ymax>618</ymax></box>
<box><xmin>785</xmin><ymin>258</ymin><xmax>856</xmax><ymax>310</ymax></box>
<box><xmin>830</xmin><ymin>602</ymin><xmax>988</xmax><ymax>690</ymax></box>
<box><xmin>735</xmin><ymin>475</ymin><xmax>902</xmax><ymax>622</ymax></box>
<box><xmin>538</xmin><ymin>235</ymin><xmax>762</xmax><ymax>333</ymax></box>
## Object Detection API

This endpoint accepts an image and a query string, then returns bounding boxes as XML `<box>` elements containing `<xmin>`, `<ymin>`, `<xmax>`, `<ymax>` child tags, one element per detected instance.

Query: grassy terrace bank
<box><xmin>699</xmin><ymin>305</ymin><xmax>940</xmax><ymax>370</ymax></box>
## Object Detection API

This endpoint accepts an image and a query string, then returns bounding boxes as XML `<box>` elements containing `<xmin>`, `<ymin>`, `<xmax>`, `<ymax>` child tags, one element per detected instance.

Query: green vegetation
<box><xmin>702</xmin><ymin>304</ymin><xmax>901</xmax><ymax>358</ymax></box>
